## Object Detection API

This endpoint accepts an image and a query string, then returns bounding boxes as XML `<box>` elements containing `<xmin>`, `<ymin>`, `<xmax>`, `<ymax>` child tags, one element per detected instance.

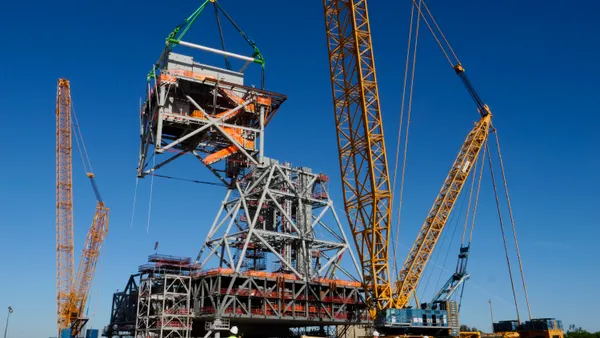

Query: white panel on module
<box><xmin>166</xmin><ymin>52</ymin><xmax>244</xmax><ymax>86</ymax></box>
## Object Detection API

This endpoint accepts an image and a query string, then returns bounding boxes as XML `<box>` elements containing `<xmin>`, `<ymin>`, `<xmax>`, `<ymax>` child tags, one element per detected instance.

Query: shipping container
<box><xmin>60</xmin><ymin>329</ymin><xmax>71</xmax><ymax>338</ymax></box>
<box><xmin>86</xmin><ymin>329</ymin><xmax>99</xmax><ymax>338</ymax></box>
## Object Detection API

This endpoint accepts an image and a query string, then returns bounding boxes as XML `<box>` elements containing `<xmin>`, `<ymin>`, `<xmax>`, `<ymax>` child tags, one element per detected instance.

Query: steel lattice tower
<box><xmin>196</xmin><ymin>158</ymin><xmax>361</xmax><ymax>281</ymax></box>
<box><xmin>56</xmin><ymin>78</ymin><xmax>75</xmax><ymax>330</ymax></box>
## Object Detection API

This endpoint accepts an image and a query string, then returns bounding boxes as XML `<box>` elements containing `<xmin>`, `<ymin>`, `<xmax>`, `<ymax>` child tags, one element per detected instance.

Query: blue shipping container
<box><xmin>60</xmin><ymin>328</ymin><xmax>71</xmax><ymax>338</ymax></box>
<box><xmin>85</xmin><ymin>329</ymin><xmax>98</xmax><ymax>338</ymax></box>
<box><xmin>86</xmin><ymin>329</ymin><xmax>99</xmax><ymax>338</ymax></box>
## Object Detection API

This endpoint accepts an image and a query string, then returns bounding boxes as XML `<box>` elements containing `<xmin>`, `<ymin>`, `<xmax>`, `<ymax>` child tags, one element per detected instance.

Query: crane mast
<box><xmin>56</xmin><ymin>78</ymin><xmax>109</xmax><ymax>338</ymax></box>
<box><xmin>56</xmin><ymin>78</ymin><xmax>75</xmax><ymax>331</ymax></box>
<box><xmin>323</xmin><ymin>0</ymin><xmax>393</xmax><ymax>311</ymax></box>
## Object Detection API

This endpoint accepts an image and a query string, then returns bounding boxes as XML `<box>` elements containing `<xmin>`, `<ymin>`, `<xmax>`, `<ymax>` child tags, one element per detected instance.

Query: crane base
<box><xmin>374</xmin><ymin>301</ymin><xmax>460</xmax><ymax>337</ymax></box>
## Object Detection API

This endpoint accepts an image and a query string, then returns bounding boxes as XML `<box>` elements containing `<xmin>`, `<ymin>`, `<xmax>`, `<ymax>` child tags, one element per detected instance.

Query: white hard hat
<box><xmin>373</xmin><ymin>331</ymin><xmax>380</xmax><ymax>337</ymax></box>
<box><xmin>230</xmin><ymin>326</ymin><xmax>239</xmax><ymax>335</ymax></box>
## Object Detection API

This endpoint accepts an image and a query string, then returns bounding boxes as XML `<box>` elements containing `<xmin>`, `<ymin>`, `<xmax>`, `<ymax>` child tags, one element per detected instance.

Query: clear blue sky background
<box><xmin>1</xmin><ymin>0</ymin><xmax>599</xmax><ymax>336</ymax></box>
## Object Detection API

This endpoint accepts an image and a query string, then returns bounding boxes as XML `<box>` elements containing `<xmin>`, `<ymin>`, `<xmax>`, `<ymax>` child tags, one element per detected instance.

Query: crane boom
<box><xmin>69</xmin><ymin>178</ymin><xmax>109</xmax><ymax>336</ymax></box>
<box><xmin>56</xmin><ymin>78</ymin><xmax>109</xmax><ymax>337</ymax></box>
<box><xmin>393</xmin><ymin>114</ymin><xmax>490</xmax><ymax>308</ymax></box>
<box><xmin>56</xmin><ymin>78</ymin><xmax>75</xmax><ymax>330</ymax></box>
<box><xmin>323</xmin><ymin>0</ymin><xmax>393</xmax><ymax>311</ymax></box>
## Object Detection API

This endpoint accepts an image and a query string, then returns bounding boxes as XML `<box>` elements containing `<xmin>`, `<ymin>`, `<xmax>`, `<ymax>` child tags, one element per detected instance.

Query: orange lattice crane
<box><xmin>56</xmin><ymin>78</ymin><xmax>109</xmax><ymax>337</ymax></box>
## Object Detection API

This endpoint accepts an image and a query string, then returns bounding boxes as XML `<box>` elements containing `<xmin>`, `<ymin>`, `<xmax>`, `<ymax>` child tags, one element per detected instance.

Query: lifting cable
<box><xmin>461</xmin><ymin>147</ymin><xmax>481</xmax><ymax>246</ymax></box>
<box><xmin>211</xmin><ymin>1</ymin><xmax>265</xmax><ymax>88</ymax></box>
<box><xmin>419</xmin><ymin>188</ymin><xmax>466</xmax><ymax>300</ymax></box>
<box><xmin>410</xmin><ymin>0</ymin><xmax>461</xmax><ymax>67</ymax></box>
<box><xmin>71</xmin><ymin>104</ymin><xmax>94</xmax><ymax>176</ymax></box>
<box><xmin>130</xmin><ymin>96</ymin><xmax>145</xmax><ymax>229</ymax></box>
<box><xmin>391</xmin><ymin>0</ymin><xmax>422</xmax><ymax>279</ymax></box>
<box><xmin>213</xmin><ymin>1</ymin><xmax>231</xmax><ymax>70</ymax></box>
<box><xmin>147</xmin><ymin>156</ymin><xmax>156</xmax><ymax>235</ymax></box>
<box><xmin>494</xmin><ymin>130</ymin><xmax>533</xmax><ymax>320</ymax></box>
<box><xmin>486</xmin><ymin>138</ymin><xmax>522</xmax><ymax>324</ymax></box>
<box><xmin>432</xmin><ymin>150</ymin><xmax>483</xmax><ymax>297</ymax></box>
<box><xmin>130</xmin><ymin>97</ymin><xmax>141</xmax><ymax>229</ymax></box>
<box><xmin>433</xmin><ymin>183</ymin><xmax>468</xmax><ymax>296</ymax></box>
<box><xmin>469</xmin><ymin>146</ymin><xmax>486</xmax><ymax>245</ymax></box>
<box><xmin>405</xmin><ymin>2</ymin><xmax>531</xmax><ymax>319</ymax></box>
<box><xmin>130</xmin><ymin>175</ymin><xmax>139</xmax><ymax>229</ymax></box>
<box><xmin>391</xmin><ymin>0</ymin><xmax>471</xmax><ymax>278</ymax></box>
<box><xmin>148</xmin><ymin>173</ymin><xmax>226</xmax><ymax>187</ymax></box>
<box><xmin>161</xmin><ymin>0</ymin><xmax>265</xmax><ymax>88</ymax></box>
<box><xmin>455</xmin><ymin>143</ymin><xmax>486</xmax><ymax>309</ymax></box>
<box><xmin>411</xmin><ymin>0</ymin><xmax>489</xmax><ymax>116</ymax></box>
<box><xmin>434</xmin><ymin>211</ymin><xmax>461</xmax><ymax>290</ymax></box>
<box><xmin>461</xmin><ymin>139</ymin><xmax>487</xmax><ymax>247</ymax></box>
<box><xmin>131</xmin><ymin>81</ymin><xmax>156</xmax><ymax>229</ymax></box>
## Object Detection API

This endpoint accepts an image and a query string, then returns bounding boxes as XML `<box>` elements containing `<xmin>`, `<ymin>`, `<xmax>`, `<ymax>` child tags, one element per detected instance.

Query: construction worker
<box><xmin>229</xmin><ymin>326</ymin><xmax>240</xmax><ymax>338</ymax></box>
<box><xmin>373</xmin><ymin>330</ymin><xmax>380</xmax><ymax>338</ymax></box>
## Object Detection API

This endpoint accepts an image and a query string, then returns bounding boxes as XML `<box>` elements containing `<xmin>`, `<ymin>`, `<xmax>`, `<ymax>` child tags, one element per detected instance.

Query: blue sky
<box><xmin>1</xmin><ymin>0</ymin><xmax>599</xmax><ymax>336</ymax></box>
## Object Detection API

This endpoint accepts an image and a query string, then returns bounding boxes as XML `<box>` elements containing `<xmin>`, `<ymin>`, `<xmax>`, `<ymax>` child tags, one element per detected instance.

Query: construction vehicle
<box><xmin>322</xmin><ymin>1</ymin><xmax>563</xmax><ymax>337</ymax></box>
<box><xmin>56</xmin><ymin>78</ymin><xmax>110</xmax><ymax>337</ymax></box>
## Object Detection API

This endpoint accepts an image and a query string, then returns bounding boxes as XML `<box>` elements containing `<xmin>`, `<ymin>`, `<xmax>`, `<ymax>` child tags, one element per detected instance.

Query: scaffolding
<box><xmin>135</xmin><ymin>256</ymin><xmax>193</xmax><ymax>338</ymax></box>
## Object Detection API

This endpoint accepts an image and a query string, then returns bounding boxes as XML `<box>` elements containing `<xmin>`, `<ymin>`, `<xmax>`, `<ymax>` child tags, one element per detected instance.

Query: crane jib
<box><xmin>393</xmin><ymin>114</ymin><xmax>491</xmax><ymax>308</ymax></box>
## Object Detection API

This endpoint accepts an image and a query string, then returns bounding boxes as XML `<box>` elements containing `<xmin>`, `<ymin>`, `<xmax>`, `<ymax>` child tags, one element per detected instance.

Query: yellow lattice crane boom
<box><xmin>56</xmin><ymin>78</ymin><xmax>109</xmax><ymax>338</ymax></box>
<box><xmin>393</xmin><ymin>112</ymin><xmax>491</xmax><ymax>309</ymax></box>
<box><xmin>323</xmin><ymin>0</ymin><xmax>394</xmax><ymax>312</ymax></box>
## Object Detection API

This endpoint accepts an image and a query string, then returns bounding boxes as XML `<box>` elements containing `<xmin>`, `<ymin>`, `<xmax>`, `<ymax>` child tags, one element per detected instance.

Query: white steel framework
<box><xmin>196</xmin><ymin>158</ymin><xmax>361</xmax><ymax>282</ymax></box>
<box><xmin>135</xmin><ymin>273</ymin><xmax>192</xmax><ymax>338</ymax></box>
<box><xmin>137</xmin><ymin>52</ymin><xmax>286</xmax><ymax>186</ymax></box>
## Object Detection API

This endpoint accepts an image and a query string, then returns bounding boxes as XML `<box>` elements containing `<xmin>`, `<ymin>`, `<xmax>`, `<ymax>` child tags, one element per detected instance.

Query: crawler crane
<box><xmin>323</xmin><ymin>1</ymin><xmax>566</xmax><ymax>337</ymax></box>
<box><xmin>323</xmin><ymin>0</ymin><xmax>487</xmax><ymax>335</ymax></box>
<box><xmin>56</xmin><ymin>78</ymin><xmax>109</xmax><ymax>337</ymax></box>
